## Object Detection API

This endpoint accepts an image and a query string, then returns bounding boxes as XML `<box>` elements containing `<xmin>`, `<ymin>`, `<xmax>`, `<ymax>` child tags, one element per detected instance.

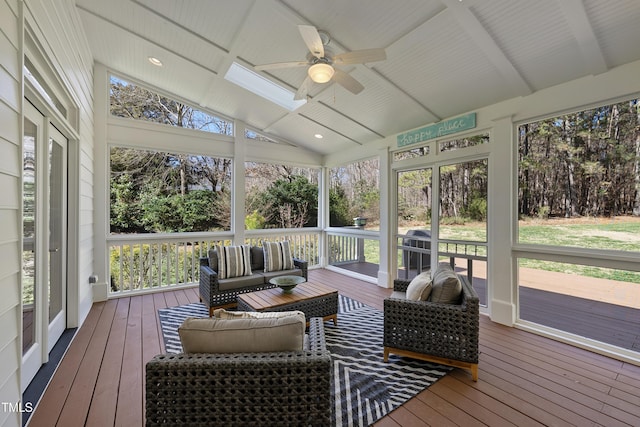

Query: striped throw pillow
<box><xmin>263</xmin><ymin>241</ymin><xmax>295</xmax><ymax>272</ymax></box>
<box><xmin>217</xmin><ymin>245</ymin><xmax>252</xmax><ymax>279</ymax></box>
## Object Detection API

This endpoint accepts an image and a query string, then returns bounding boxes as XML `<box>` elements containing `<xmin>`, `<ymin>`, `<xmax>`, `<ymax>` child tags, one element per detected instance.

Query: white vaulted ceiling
<box><xmin>76</xmin><ymin>0</ymin><xmax>640</xmax><ymax>155</ymax></box>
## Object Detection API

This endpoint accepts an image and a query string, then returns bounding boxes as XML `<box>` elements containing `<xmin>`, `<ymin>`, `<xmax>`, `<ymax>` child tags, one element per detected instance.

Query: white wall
<box><xmin>0</xmin><ymin>0</ymin><xmax>94</xmax><ymax>425</ymax></box>
<box><xmin>0</xmin><ymin>0</ymin><xmax>24</xmax><ymax>425</ymax></box>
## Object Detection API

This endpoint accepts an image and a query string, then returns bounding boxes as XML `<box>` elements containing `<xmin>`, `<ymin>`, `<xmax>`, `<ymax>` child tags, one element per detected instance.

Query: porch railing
<box><xmin>396</xmin><ymin>234</ymin><xmax>487</xmax><ymax>281</ymax></box>
<box><xmin>327</xmin><ymin>228</ymin><xmax>379</xmax><ymax>266</ymax></box>
<box><xmin>108</xmin><ymin>229</ymin><xmax>321</xmax><ymax>296</ymax></box>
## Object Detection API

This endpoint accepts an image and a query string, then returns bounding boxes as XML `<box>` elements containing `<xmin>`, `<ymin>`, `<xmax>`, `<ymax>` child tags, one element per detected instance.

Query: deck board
<box><xmin>29</xmin><ymin>269</ymin><xmax>640</xmax><ymax>427</ymax></box>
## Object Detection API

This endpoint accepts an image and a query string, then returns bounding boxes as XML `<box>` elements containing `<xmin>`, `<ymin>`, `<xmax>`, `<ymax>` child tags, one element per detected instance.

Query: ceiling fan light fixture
<box><xmin>308</xmin><ymin>63</ymin><xmax>334</xmax><ymax>83</ymax></box>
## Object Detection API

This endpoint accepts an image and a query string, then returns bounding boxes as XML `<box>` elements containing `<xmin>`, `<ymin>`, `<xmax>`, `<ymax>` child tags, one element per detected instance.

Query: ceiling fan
<box><xmin>255</xmin><ymin>25</ymin><xmax>386</xmax><ymax>100</ymax></box>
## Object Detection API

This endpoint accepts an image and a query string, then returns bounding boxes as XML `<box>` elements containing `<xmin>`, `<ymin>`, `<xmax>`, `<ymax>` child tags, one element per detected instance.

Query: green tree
<box><xmin>329</xmin><ymin>186</ymin><xmax>351</xmax><ymax>226</ymax></box>
<box><xmin>258</xmin><ymin>176</ymin><xmax>318</xmax><ymax>228</ymax></box>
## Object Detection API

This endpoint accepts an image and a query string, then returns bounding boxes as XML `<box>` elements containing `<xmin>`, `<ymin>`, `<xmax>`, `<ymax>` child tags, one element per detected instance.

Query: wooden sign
<box><xmin>397</xmin><ymin>113</ymin><xmax>476</xmax><ymax>147</ymax></box>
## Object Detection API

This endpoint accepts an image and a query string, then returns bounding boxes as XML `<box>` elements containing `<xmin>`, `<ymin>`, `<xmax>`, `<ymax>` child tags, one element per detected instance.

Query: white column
<box><xmin>318</xmin><ymin>166</ymin><xmax>329</xmax><ymax>267</ymax></box>
<box><xmin>377</xmin><ymin>147</ymin><xmax>392</xmax><ymax>287</ymax></box>
<box><xmin>488</xmin><ymin>116</ymin><xmax>516</xmax><ymax>325</ymax></box>
<box><xmin>233</xmin><ymin>121</ymin><xmax>247</xmax><ymax>244</ymax></box>
<box><xmin>92</xmin><ymin>63</ymin><xmax>109</xmax><ymax>302</ymax></box>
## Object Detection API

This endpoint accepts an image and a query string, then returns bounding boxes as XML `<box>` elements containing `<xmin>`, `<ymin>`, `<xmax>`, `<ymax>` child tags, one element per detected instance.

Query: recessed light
<box><xmin>314</xmin><ymin>134</ymin><xmax>323</xmax><ymax>139</ymax></box>
<box><xmin>148</xmin><ymin>57</ymin><xmax>163</xmax><ymax>67</ymax></box>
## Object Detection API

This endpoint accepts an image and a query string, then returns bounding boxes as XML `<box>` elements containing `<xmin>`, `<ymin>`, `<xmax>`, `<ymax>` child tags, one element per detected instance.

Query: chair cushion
<box><xmin>178</xmin><ymin>314</ymin><xmax>305</xmax><ymax>353</ymax></box>
<box><xmin>430</xmin><ymin>263</ymin><xmax>462</xmax><ymax>304</ymax></box>
<box><xmin>263</xmin><ymin>241</ymin><xmax>295</xmax><ymax>272</ymax></box>
<box><xmin>217</xmin><ymin>245</ymin><xmax>252</xmax><ymax>279</ymax></box>
<box><xmin>389</xmin><ymin>291</ymin><xmax>407</xmax><ymax>300</ymax></box>
<box><xmin>405</xmin><ymin>271</ymin><xmax>433</xmax><ymax>301</ymax></box>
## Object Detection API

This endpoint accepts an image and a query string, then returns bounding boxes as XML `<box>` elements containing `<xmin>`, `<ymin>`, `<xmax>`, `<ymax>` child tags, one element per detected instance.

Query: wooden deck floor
<box><xmin>28</xmin><ymin>269</ymin><xmax>640</xmax><ymax>426</ymax></box>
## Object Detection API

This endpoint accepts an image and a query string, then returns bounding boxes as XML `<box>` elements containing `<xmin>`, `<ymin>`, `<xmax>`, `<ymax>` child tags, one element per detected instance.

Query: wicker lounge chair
<box><xmin>145</xmin><ymin>317</ymin><xmax>331</xmax><ymax>427</ymax></box>
<box><xmin>383</xmin><ymin>274</ymin><xmax>480</xmax><ymax>381</ymax></box>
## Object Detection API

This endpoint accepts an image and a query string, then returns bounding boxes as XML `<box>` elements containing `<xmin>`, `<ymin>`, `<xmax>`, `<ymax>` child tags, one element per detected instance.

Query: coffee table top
<box><xmin>237</xmin><ymin>281</ymin><xmax>337</xmax><ymax>311</ymax></box>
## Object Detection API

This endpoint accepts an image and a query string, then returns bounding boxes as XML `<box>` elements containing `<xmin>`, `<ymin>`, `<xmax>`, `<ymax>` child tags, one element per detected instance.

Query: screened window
<box><xmin>518</xmin><ymin>99</ymin><xmax>640</xmax><ymax>252</ymax></box>
<box><xmin>109</xmin><ymin>76</ymin><xmax>233</xmax><ymax>135</ymax></box>
<box><xmin>244</xmin><ymin>162</ymin><xmax>319</xmax><ymax>229</ymax></box>
<box><xmin>110</xmin><ymin>147</ymin><xmax>232</xmax><ymax>233</ymax></box>
<box><xmin>394</xmin><ymin>146</ymin><xmax>430</xmax><ymax>161</ymax></box>
<box><xmin>439</xmin><ymin>133</ymin><xmax>489</xmax><ymax>152</ymax></box>
<box><xmin>329</xmin><ymin>158</ymin><xmax>380</xmax><ymax>229</ymax></box>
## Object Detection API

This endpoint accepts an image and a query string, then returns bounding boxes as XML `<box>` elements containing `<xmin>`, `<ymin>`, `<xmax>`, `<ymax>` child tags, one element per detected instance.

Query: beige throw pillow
<box><xmin>178</xmin><ymin>314</ymin><xmax>305</xmax><ymax>354</ymax></box>
<box><xmin>405</xmin><ymin>271</ymin><xmax>433</xmax><ymax>301</ymax></box>
<box><xmin>430</xmin><ymin>263</ymin><xmax>462</xmax><ymax>304</ymax></box>
<box><xmin>213</xmin><ymin>309</ymin><xmax>305</xmax><ymax>321</ymax></box>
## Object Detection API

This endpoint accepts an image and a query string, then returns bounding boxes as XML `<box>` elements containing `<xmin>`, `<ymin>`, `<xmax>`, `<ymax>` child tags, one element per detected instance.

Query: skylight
<box><xmin>224</xmin><ymin>62</ymin><xmax>306</xmax><ymax>111</ymax></box>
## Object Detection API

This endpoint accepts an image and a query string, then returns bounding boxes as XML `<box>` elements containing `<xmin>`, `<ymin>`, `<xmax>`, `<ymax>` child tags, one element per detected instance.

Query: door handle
<box><xmin>49</xmin><ymin>248</ymin><xmax>59</xmax><ymax>253</ymax></box>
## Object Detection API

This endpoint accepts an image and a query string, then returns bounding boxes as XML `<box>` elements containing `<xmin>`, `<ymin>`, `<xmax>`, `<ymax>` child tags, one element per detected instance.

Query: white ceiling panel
<box><xmin>585</xmin><ymin>0</ymin><xmax>640</xmax><ymax>68</ymax></box>
<box><xmin>77</xmin><ymin>0</ymin><xmax>640</xmax><ymax>157</ymax></box>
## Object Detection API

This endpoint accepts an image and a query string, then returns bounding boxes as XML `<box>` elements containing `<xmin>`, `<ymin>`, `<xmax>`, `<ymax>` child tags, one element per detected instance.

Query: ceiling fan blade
<box><xmin>332</xmin><ymin>48</ymin><xmax>387</xmax><ymax>65</ymax></box>
<box><xmin>255</xmin><ymin>61</ymin><xmax>309</xmax><ymax>71</ymax></box>
<box><xmin>332</xmin><ymin>69</ymin><xmax>364</xmax><ymax>95</ymax></box>
<box><xmin>294</xmin><ymin>76</ymin><xmax>314</xmax><ymax>101</ymax></box>
<box><xmin>298</xmin><ymin>25</ymin><xmax>324</xmax><ymax>58</ymax></box>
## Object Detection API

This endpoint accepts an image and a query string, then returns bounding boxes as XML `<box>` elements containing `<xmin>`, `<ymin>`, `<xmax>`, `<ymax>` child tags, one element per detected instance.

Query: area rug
<box><xmin>158</xmin><ymin>296</ymin><xmax>451</xmax><ymax>427</ymax></box>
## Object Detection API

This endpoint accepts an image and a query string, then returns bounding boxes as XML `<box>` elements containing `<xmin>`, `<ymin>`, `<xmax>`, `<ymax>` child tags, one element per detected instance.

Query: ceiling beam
<box><xmin>557</xmin><ymin>0</ymin><xmax>608</xmax><ymax>75</ymax></box>
<box><xmin>441</xmin><ymin>0</ymin><xmax>532</xmax><ymax>97</ymax></box>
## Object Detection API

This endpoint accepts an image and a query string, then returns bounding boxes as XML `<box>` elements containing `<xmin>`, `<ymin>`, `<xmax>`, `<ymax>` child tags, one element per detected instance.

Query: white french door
<box><xmin>22</xmin><ymin>101</ymin><xmax>68</xmax><ymax>391</ymax></box>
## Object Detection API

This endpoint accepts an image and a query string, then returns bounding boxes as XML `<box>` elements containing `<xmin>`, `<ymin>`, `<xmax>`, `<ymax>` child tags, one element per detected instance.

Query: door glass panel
<box><xmin>48</xmin><ymin>137</ymin><xmax>64</xmax><ymax>322</ymax></box>
<box><xmin>438</xmin><ymin>159</ymin><xmax>488</xmax><ymax>306</ymax></box>
<box><xmin>22</xmin><ymin>118</ymin><xmax>37</xmax><ymax>355</ymax></box>
<box><xmin>396</xmin><ymin>168</ymin><xmax>432</xmax><ymax>280</ymax></box>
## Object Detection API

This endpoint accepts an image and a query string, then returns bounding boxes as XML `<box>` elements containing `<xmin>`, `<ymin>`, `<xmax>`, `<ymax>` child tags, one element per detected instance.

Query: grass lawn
<box><xmin>397</xmin><ymin>217</ymin><xmax>640</xmax><ymax>283</ymax></box>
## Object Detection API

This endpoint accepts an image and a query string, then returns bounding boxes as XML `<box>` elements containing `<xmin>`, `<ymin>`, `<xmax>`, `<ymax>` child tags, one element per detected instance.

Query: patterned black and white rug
<box><xmin>158</xmin><ymin>296</ymin><xmax>451</xmax><ymax>427</ymax></box>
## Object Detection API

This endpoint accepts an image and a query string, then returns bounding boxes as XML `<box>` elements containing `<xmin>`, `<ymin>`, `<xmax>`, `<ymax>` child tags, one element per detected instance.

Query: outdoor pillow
<box><xmin>250</xmin><ymin>246</ymin><xmax>264</xmax><ymax>271</ymax></box>
<box><xmin>207</xmin><ymin>248</ymin><xmax>219</xmax><ymax>273</ymax></box>
<box><xmin>178</xmin><ymin>314</ymin><xmax>305</xmax><ymax>354</ymax></box>
<box><xmin>430</xmin><ymin>263</ymin><xmax>462</xmax><ymax>304</ymax></box>
<box><xmin>405</xmin><ymin>271</ymin><xmax>433</xmax><ymax>301</ymax></box>
<box><xmin>263</xmin><ymin>241</ymin><xmax>295</xmax><ymax>272</ymax></box>
<box><xmin>217</xmin><ymin>244</ymin><xmax>252</xmax><ymax>279</ymax></box>
<box><xmin>213</xmin><ymin>308</ymin><xmax>305</xmax><ymax>321</ymax></box>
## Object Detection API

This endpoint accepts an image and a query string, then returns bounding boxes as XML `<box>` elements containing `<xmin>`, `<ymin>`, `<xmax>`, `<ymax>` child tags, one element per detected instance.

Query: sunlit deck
<box><xmin>28</xmin><ymin>269</ymin><xmax>640</xmax><ymax>426</ymax></box>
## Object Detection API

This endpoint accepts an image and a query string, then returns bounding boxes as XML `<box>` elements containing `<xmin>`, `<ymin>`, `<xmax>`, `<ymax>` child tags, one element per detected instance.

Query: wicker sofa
<box><xmin>145</xmin><ymin>317</ymin><xmax>332</xmax><ymax>427</ymax></box>
<box><xmin>383</xmin><ymin>269</ymin><xmax>479</xmax><ymax>381</ymax></box>
<box><xmin>199</xmin><ymin>245</ymin><xmax>308</xmax><ymax>315</ymax></box>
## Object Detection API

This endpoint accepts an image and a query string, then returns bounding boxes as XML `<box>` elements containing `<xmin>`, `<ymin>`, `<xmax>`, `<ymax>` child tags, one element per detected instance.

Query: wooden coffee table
<box><xmin>237</xmin><ymin>281</ymin><xmax>338</xmax><ymax>325</ymax></box>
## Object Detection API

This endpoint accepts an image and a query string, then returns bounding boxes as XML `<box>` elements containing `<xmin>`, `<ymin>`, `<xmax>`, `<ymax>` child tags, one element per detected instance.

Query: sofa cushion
<box><xmin>430</xmin><ymin>263</ymin><xmax>462</xmax><ymax>304</ymax></box>
<box><xmin>217</xmin><ymin>273</ymin><xmax>265</xmax><ymax>291</ymax></box>
<box><xmin>217</xmin><ymin>245</ymin><xmax>252</xmax><ymax>279</ymax></box>
<box><xmin>405</xmin><ymin>271</ymin><xmax>433</xmax><ymax>301</ymax></box>
<box><xmin>261</xmin><ymin>268</ymin><xmax>303</xmax><ymax>282</ymax></box>
<box><xmin>178</xmin><ymin>314</ymin><xmax>305</xmax><ymax>353</ymax></box>
<box><xmin>263</xmin><ymin>241</ymin><xmax>295</xmax><ymax>272</ymax></box>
